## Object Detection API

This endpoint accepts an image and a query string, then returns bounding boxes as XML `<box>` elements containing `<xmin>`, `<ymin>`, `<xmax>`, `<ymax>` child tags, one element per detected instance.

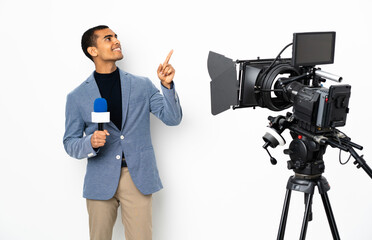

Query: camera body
<box><xmin>286</xmin><ymin>81</ymin><xmax>350</xmax><ymax>133</ymax></box>
<box><xmin>238</xmin><ymin>58</ymin><xmax>351</xmax><ymax>133</ymax></box>
<box><xmin>208</xmin><ymin>31</ymin><xmax>350</xmax><ymax>134</ymax></box>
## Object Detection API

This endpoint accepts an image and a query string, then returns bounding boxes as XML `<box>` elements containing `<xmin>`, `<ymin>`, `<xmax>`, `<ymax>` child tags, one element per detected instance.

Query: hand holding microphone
<box><xmin>91</xmin><ymin>130</ymin><xmax>110</xmax><ymax>148</ymax></box>
<box><xmin>91</xmin><ymin>98</ymin><xmax>110</xmax><ymax>148</ymax></box>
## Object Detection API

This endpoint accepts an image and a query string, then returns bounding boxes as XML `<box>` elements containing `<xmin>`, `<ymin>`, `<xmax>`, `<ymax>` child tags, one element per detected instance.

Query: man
<box><xmin>63</xmin><ymin>25</ymin><xmax>182</xmax><ymax>240</ymax></box>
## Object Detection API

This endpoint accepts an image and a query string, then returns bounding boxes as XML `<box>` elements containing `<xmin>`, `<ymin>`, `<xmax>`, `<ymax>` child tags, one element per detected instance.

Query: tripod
<box><xmin>262</xmin><ymin>115</ymin><xmax>372</xmax><ymax>240</ymax></box>
<box><xmin>277</xmin><ymin>174</ymin><xmax>340</xmax><ymax>240</ymax></box>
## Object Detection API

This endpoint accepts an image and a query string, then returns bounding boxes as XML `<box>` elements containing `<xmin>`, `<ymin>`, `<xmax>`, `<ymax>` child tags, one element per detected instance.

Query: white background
<box><xmin>1</xmin><ymin>0</ymin><xmax>372</xmax><ymax>239</ymax></box>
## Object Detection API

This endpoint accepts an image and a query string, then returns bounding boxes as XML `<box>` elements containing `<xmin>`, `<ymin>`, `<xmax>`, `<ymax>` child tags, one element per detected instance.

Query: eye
<box><xmin>105</xmin><ymin>37</ymin><xmax>111</xmax><ymax>41</ymax></box>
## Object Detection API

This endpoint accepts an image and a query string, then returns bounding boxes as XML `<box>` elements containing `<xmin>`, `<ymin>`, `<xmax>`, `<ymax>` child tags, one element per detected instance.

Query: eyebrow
<box><xmin>103</xmin><ymin>34</ymin><xmax>118</xmax><ymax>39</ymax></box>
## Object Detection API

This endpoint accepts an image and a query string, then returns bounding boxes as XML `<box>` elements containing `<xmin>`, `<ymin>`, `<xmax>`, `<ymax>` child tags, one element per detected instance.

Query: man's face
<box><xmin>91</xmin><ymin>28</ymin><xmax>123</xmax><ymax>62</ymax></box>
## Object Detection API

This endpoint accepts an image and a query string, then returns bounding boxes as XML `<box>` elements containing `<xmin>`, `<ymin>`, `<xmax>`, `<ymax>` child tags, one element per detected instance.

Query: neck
<box><xmin>94</xmin><ymin>61</ymin><xmax>117</xmax><ymax>74</ymax></box>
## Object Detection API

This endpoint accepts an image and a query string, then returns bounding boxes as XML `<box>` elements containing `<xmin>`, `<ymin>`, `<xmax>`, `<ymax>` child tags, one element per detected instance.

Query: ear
<box><xmin>87</xmin><ymin>46</ymin><xmax>98</xmax><ymax>58</ymax></box>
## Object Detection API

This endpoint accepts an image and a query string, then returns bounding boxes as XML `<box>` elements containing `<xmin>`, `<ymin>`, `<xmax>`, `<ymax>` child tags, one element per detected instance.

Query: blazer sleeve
<box><xmin>63</xmin><ymin>93</ymin><xmax>97</xmax><ymax>159</ymax></box>
<box><xmin>148</xmin><ymin>80</ymin><xmax>182</xmax><ymax>126</ymax></box>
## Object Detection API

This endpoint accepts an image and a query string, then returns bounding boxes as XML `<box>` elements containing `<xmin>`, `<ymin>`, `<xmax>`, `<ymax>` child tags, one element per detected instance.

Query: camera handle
<box><xmin>326</xmin><ymin>138</ymin><xmax>372</xmax><ymax>179</ymax></box>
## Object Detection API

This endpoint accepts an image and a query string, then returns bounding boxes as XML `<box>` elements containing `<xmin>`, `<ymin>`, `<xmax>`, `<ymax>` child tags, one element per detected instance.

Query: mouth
<box><xmin>113</xmin><ymin>47</ymin><xmax>122</xmax><ymax>52</ymax></box>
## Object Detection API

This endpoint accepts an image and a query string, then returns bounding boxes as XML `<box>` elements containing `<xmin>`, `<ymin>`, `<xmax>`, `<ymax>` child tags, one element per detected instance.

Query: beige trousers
<box><xmin>86</xmin><ymin>167</ymin><xmax>152</xmax><ymax>240</ymax></box>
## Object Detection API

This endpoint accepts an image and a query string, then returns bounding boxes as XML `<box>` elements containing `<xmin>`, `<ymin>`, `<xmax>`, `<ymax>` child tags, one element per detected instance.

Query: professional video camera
<box><xmin>208</xmin><ymin>32</ymin><xmax>372</xmax><ymax>240</ymax></box>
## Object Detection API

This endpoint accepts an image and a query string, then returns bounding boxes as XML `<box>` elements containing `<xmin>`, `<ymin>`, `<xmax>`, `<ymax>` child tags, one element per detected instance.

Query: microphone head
<box><xmin>94</xmin><ymin>98</ymin><xmax>108</xmax><ymax>112</ymax></box>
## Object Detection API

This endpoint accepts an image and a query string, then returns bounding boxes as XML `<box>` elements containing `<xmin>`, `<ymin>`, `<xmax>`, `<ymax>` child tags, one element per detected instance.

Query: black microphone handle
<box><xmin>98</xmin><ymin>123</ymin><xmax>104</xmax><ymax>131</ymax></box>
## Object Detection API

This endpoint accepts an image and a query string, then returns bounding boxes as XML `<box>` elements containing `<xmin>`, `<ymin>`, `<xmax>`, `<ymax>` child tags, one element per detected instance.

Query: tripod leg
<box><xmin>277</xmin><ymin>189</ymin><xmax>292</xmax><ymax>240</ymax></box>
<box><xmin>299</xmin><ymin>193</ymin><xmax>314</xmax><ymax>240</ymax></box>
<box><xmin>304</xmin><ymin>193</ymin><xmax>313</xmax><ymax>221</ymax></box>
<box><xmin>320</xmin><ymin>192</ymin><xmax>341</xmax><ymax>240</ymax></box>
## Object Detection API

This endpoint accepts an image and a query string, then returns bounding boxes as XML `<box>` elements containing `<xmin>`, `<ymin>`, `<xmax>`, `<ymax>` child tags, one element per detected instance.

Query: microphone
<box><xmin>92</xmin><ymin>98</ymin><xmax>110</xmax><ymax>131</ymax></box>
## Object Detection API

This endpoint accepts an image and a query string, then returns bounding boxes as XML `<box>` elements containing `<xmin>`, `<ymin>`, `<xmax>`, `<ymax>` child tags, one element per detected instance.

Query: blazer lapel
<box><xmin>85</xmin><ymin>73</ymin><xmax>101</xmax><ymax>103</ymax></box>
<box><xmin>119</xmin><ymin>69</ymin><xmax>131</xmax><ymax>131</ymax></box>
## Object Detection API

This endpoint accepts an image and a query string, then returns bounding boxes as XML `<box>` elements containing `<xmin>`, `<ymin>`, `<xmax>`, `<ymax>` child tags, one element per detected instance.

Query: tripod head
<box><xmin>263</xmin><ymin>113</ymin><xmax>372</xmax><ymax>179</ymax></box>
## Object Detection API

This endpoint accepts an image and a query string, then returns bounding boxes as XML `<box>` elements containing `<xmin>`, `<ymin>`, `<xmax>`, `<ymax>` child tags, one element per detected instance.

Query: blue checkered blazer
<box><xmin>63</xmin><ymin>69</ymin><xmax>182</xmax><ymax>200</ymax></box>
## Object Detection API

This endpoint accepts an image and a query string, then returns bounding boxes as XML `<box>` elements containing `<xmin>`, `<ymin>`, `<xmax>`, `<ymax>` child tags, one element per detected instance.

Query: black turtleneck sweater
<box><xmin>94</xmin><ymin>68</ymin><xmax>122</xmax><ymax>131</ymax></box>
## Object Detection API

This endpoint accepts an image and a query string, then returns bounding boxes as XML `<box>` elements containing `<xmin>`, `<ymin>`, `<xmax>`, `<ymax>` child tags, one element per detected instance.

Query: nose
<box><xmin>113</xmin><ymin>37</ymin><xmax>120</xmax><ymax>45</ymax></box>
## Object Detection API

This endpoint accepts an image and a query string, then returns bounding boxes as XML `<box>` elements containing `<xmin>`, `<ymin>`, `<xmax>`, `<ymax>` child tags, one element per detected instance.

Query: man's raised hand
<box><xmin>157</xmin><ymin>50</ymin><xmax>175</xmax><ymax>89</ymax></box>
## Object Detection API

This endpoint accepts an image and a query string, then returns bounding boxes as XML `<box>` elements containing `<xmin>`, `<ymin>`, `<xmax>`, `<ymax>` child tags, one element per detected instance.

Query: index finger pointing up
<box><xmin>163</xmin><ymin>49</ymin><xmax>174</xmax><ymax>66</ymax></box>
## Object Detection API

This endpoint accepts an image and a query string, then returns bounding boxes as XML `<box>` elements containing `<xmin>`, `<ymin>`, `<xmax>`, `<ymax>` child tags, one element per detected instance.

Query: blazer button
<box><xmin>120</xmin><ymin>135</ymin><xmax>125</xmax><ymax>140</ymax></box>
<box><xmin>116</xmin><ymin>155</ymin><xmax>121</xmax><ymax>160</ymax></box>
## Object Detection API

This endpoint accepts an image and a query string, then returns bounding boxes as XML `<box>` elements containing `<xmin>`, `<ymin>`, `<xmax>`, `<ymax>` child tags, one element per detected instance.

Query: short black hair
<box><xmin>81</xmin><ymin>25</ymin><xmax>109</xmax><ymax>61</ymax></box>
